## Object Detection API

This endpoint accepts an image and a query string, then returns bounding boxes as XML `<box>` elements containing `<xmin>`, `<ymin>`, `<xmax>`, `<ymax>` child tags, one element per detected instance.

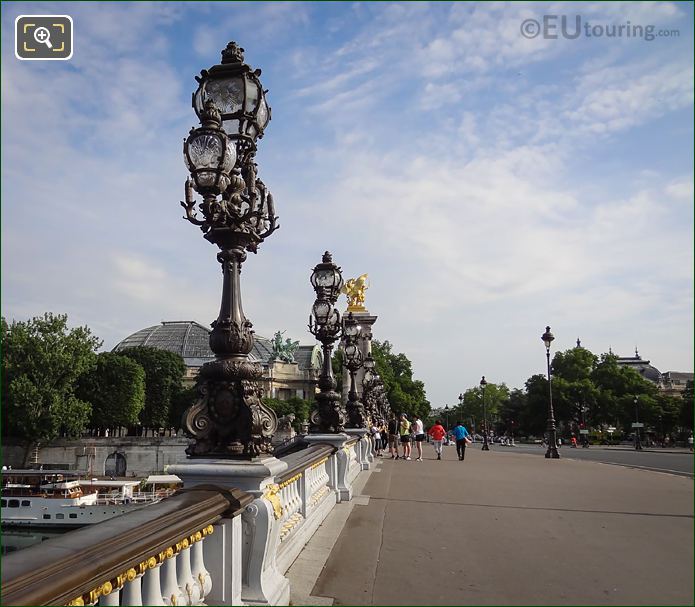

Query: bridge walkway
<box><xmin>289</xmin><ymin>444</ymin><xmax>693</xmax><ymax>606</ymax></box>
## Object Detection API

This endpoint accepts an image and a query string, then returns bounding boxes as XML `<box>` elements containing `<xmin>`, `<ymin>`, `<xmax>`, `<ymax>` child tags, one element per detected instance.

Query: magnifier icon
<box><xmin>33</xmin><ymin>26</ymin><xmax>53</xmax><ymax>49</ymax></box>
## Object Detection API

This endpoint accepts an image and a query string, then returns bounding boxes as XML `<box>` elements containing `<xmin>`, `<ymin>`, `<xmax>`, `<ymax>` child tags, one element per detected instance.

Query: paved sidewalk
<box><xmin>306</xmin><ymin>446</ymin><xmax>693</xmax><ymax>605</ymax></box>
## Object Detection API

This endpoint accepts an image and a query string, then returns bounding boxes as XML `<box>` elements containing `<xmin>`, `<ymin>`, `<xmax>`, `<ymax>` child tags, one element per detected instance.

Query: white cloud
<box><xmin>1</xmin><ymin>1</ymin><xmax>692</xmax><ymax>408</ymax></box>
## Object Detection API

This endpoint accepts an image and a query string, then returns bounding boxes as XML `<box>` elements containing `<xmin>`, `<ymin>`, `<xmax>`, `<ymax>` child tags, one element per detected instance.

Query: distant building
<box><xmin>614</xmin><ymin>347</ymin><xmax>693</xmax><ymax>397</ymax></box>
<box><xmin>615</xmin><ymin>348</ymin><xmax>663</xmax><ymax>384</ymax></box>
<box><xmin>113</xmin><ymin>321</ymin><xmax>321</xmax><ymax>401</ymax></box>
<box><xmin>660</xmin><ymin>371</ymin><xmax>694</xmax><ymax>398</ymax></box>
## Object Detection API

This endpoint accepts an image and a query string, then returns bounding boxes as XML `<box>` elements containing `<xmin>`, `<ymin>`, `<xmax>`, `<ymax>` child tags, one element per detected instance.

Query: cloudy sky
<box><xmin>2</xmin><ymin>1</ymin><xmax>693</xmax><ymax>407</ymax></box>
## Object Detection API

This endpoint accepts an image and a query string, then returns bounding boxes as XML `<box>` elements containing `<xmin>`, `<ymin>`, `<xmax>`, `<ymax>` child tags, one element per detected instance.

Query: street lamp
<box><xmin>181</xmin><ymin>42</ymin><xmax>279</xmax><ymax>459</ymax></box>
<box><xmin>480</xmin><ymin>376</ymin><xmax>490</xmax><ymax>451</ymax></box>
<box><xmin>580</xmin><ymin>401</ymin><xmax>590</xmax><ymax>448</ymax></box>
<box><xmin>342</xmin><ymin>312</ymin><xmax>366</xmax><ymax>428</ymax></box>
<box><xmin>541</xmin><ymin>326</ymin><xmax>560</xmax><ymax>458</ymax></box>
<box><xmin>444</xmin><ymin>405</ymin><xmax>450</xmax><ymax>430</ymax></box>
<box><xmin>633</xmin><ymin>396</ymin><xmax>642</xmax><ymax>451</ymax></box>
<box><xmin>308</xmin><ymin>252</ymin><xmax>345</xmax><ymax>433</ymax></box>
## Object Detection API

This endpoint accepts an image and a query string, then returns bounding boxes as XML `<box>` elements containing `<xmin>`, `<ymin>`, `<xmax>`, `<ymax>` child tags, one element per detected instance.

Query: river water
<box><xmin>1</xmin><ymin>527</ymin><xmax>71</xmax><ymax>554</ymax></box>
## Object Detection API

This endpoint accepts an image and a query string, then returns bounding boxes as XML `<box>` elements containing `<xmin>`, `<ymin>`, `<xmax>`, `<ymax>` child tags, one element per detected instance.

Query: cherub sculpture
<box><xmin>341</xmin><ymin>273</ymin><xmax>369</xmax><ymax>312</ymax></box>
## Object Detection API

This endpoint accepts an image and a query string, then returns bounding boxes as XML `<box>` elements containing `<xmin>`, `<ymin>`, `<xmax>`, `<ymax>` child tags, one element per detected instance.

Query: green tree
<box><xmin>498</xmin><ymin>388</ymin><xmax>526</xmax><ymax>436</ymax></box>
<box><xmin>520</xmin><ymin>374</ymin><xmax>550</xmax><ymax>437</ymax></box>
<box><xmin>681</xmin><ymin>381</ymin><xmax>694</xmax><ymax>431</ymax></box>
<box><xmin>263</xmin><ymin>397</ymin><xmax>312</xmax><ymax>430</ymax></box>
<box><xmin>461</xmin><ymin>381</ymin><xmax>509</xmax><ymax>434</ymax></box>
<box><xmin>117</xmin><ymin>346</ymin><xmax>186</xmax><ymax>432</ymax></box>
<box><xmin>2</xmin><ymin>313</ymin><xmax>101</xmax><ymax>464</ymax></box>
<box><xmin>77</xmin><ymin>352</ymin><xmax>145</xmax><ymax>432</ymax></box>
<box><xmin>551</xmin><ymin>347</ymin><xmax>598</xmax><ymax>382</ymax></box>
<box><xmin>331</xmin><ymin>348</ymin><xmax>344</xmax><ymax>394</ymax></box>
<box><xmin>371</xmin><ymin>340</ymin><xmax>430</xmax><ymax>421</ymax></box>
<box><xmin>169</xmin><ymin>385</ymin><xmax>198</xmax><ymax>432</ymax></box>
<box><xmin>591</xmin><ymin>353</ymin><xmax>656</xmax><ymax>429</ymax></box>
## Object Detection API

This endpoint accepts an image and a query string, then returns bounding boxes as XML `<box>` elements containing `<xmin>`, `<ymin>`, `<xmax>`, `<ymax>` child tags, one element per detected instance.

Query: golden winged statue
<box><xmin>341</xmin><ymin>273</ymin><xmax>369</xmax><ymax>312</ymax></box>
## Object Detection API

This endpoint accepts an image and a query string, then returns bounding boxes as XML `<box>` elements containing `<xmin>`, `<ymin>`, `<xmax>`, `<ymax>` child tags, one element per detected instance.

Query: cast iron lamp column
<box><xmin>308</xmin><ymin>252</ymin><xmax>345</xmax><ymax>433</ymax></box>
<box><xmin>480</xmin><ymin>376</ymin><xmax>490</xmax><ymax>451</ymax></box>
<box><xmin>541</xmin><ymin>326</ymin><xmax>560</xmax><ymax>459</ymax></box>
<box><xmin>444</xmin><ymin>405</ymin><xmax>450</xmax><ymax>431</ymax></box>
<box><xmin>343</xmin><ymin>312</ymin><xmax>367</xmax><ymax>428</ymax></box>
<box><xmin>180</xmin><ymin>42</ymin><xmax>278</xmax><ymax>459</ymax></box>
<box><xmin>633</xmin><ymin>396</ymin><xmax>642</xmax><ymax>451</ymax></box>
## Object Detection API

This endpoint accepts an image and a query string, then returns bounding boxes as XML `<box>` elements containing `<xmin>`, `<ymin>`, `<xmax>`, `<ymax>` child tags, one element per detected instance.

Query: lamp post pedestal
<box><xmin>166</xmin><ymin>456</ymin><xmax>290</xmax><ymax>606</ymax></box>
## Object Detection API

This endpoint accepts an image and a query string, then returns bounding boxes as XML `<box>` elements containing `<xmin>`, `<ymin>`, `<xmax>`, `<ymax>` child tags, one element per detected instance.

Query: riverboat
<box><xmin>1</xmin><ymin>469</ymin><xmax>181</xmax><ymax>528</ymax></box>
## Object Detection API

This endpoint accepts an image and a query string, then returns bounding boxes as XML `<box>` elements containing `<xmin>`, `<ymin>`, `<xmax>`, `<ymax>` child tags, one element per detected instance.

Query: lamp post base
<box><xmin>545</xmin><ymin>446</ymin><xmax>560</xmax><ymax>458</ymax></box>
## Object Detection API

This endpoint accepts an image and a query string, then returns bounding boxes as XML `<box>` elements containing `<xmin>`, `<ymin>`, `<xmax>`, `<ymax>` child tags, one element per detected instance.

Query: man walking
<box><xmin>387</xmin><ymin>414</ymin><xmax>400</xmax><ymax>459</ymax></box>
<box><xmin>428</xmin><ymin>419</ymin><xmax>446</xmax><ymax>460</ymax></box>
<box><xmin>451</xmin><ymin>420</ymin><xmax>470</xmax><ymax>461</ymax></box>
<box><xmin>412</xmin><ymin>414</ymin><xmax>426</xmax><ymax>461</ymax></box>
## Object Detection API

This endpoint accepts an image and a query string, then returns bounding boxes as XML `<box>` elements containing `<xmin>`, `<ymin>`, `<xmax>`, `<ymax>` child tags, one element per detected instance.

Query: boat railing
<box><xmin>89</xmin><ymin>488</ymin><xmax>177</xmax><ymax>505</ymax></box>
<box><xmin>0</xmin><ymin>485</ymin><xmax>253</xmax><ymax>606</ymax></box>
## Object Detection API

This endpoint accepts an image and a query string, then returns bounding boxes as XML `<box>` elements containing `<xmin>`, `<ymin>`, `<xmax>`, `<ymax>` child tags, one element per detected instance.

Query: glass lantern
<box><xmin>183</xmin><ymin>101</ymin><xmax>236</xmax><ymax>195</ymax></box>
<box><xmin>310</xmin><ymin>251</ymin><xmax>344</xmax><ymax>303</ymax></box>
<box><xmin>192</xmin><ymin>41</ymin><xmax>271</xmax><ymax>145</ymax></box>
<box><xmin>312</xmin><ymin>301</ymin><xmax>331</xmax><ymax>326</ymax></box>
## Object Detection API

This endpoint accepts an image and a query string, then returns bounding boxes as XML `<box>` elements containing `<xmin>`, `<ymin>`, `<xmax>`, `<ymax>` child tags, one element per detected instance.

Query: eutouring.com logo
<box><xmin>520</xmin><ymin>15</ymin><xmax>680</xmax><ymax>42</ymax></box>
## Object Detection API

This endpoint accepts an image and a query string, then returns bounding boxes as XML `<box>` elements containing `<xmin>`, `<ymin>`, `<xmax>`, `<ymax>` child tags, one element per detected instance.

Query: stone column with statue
<box><xmin>340</xmin><ymin>274</ymin><xmax>378</xmax><ymax>410</ymax></box>
<box><xmin>339</xmin><ymin>274</ymin><xmax>378</xmax><ymax>467</ymax></box>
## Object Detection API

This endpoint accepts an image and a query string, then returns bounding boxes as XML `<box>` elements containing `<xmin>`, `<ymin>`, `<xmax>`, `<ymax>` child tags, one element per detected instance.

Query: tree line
<box><xmin>2</xmin><ymin>314</ymin><xmax>433</xmax><ymax>460</ymax></box>
<box><xmin>436</xmin><ymin>346</ymin><xmax>693</xmax><ymax>442</ymax></box>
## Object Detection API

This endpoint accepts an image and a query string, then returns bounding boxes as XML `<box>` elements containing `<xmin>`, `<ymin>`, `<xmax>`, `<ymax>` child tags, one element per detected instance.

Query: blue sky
<box><xmin>2</xmin><ymin>1</ymin><xmax>693</xmax><ymax>407</ymax></box>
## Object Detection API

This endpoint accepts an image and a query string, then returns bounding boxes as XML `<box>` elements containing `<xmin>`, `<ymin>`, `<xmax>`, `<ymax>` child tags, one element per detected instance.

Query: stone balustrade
<box><xmin>1</xmin><ymin>434</ymin><xmax>373</xmax><ymax>606</ymax></box>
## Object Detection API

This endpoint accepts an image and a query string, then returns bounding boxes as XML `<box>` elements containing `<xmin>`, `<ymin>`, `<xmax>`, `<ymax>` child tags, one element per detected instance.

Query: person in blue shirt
<box><xmin>451</xmin><ymin>421</ymin><xmax>470</xmax><ymax>461</ymax></box>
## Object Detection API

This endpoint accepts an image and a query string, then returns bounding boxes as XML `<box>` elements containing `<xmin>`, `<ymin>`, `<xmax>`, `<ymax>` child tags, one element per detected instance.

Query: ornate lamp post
<box><xmin>444</xmin><ymin>405</ymin><xmax>450</xmax><ymax>430</ymax></box>
<box><xmin>480</xmin><ymin>376</ymin><xmax>490</xmax><ymax>451</ymax></box>
<box><xmin>308</xmin><ymin>252</ymin><xmax>345</xmax><ymax>433</ymax></box>
<box><xmin>362</xmin><ymin>354</ymin><xmax>379</xmax><ymax>423</ymax></box>
<box><xmin>541</xmin><ymin>326</ymin><xmax>560</xmax><ymax>459</ymax></box>
<box><xmin>633</xmin><ymin>396</ymin><xmax>642</xmax><ymax>451</ymax></box>
<box><xmin>343</xmin><ymin>313</ymin><xmax>367</xmax><ymax>428</ymax></box>
<box><xmin>180</xmin><ymin>42</ymin><xmax>279</xmax><ymax>459</ymax></box>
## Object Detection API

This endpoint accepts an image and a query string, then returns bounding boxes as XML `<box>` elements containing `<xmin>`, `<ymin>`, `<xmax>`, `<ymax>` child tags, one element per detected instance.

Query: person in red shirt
<box><xmin>428</xmin><ymin>420</ymin><xmax>447</xmax><ymax>460</ymax></box>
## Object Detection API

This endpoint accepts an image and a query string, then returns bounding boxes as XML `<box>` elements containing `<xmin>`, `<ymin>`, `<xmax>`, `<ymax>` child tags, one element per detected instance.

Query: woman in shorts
<box><xmin>399</xmin><ymin>414</ymin><xmax>412</xmax><ymax>460</ymax></box>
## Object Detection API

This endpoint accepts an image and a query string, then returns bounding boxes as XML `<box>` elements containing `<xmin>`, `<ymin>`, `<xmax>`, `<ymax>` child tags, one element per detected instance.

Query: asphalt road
<box><xmin>477</xmin><ymin>443</ymin><xmax>694</xmax><ymax>476</ymax></box>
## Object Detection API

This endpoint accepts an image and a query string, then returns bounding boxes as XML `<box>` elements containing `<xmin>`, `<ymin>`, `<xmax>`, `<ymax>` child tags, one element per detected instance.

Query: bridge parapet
<box><xmin>1</xmin><ymin>434</ymin><xmax>372</xmax><ymax>606</ymax></box>
<box><xmin>0</xmin><ymin>486</ymin><xmax>252</xmax><ymax>606</ymax></box>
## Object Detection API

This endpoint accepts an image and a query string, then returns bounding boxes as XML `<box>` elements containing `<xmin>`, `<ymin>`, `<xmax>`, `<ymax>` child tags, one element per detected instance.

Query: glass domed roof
<box><xmin>113</xmin><ymin>321</ymin><xmax>319</xmax><ymax>370</ymax></box>
<box><xmin>113</xmin><ymin>321</ymin><xmax>261</xmax><ymax>367</ymax></box>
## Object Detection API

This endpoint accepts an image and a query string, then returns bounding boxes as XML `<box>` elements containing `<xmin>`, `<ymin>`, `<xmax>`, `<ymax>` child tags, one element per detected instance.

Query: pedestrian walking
<box><xmin>451</xmin><ymin>421</ymin><xmax>471</xmax><ymax>461</ymax></box>
<box><xmin>688</xmin><ymin>433</ymin><xmax>693</xmax><ymax>452</ymax></box>
<box><xmin>399</xmin><ymin>414</ymin><xmax>412</xmax><ymax>460</ymax></box>
<box><xmin>412</xmin><ymin>414</ymin><xmax>426</xmax><ymax>461</ymax></box>
<box><xmin>428</xmin><ymin>420</ymin><xmax>446</xmax><ymax>460</ymax></box>
<box><xmin>380</xmin><ymin>421</ymin><xmax>388</xmax><ymax>451</ymax></box>
<box><xmin>387</xmin><ymin>415</ymin><xmax>400</xmax><ymax>459</ymax></box>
